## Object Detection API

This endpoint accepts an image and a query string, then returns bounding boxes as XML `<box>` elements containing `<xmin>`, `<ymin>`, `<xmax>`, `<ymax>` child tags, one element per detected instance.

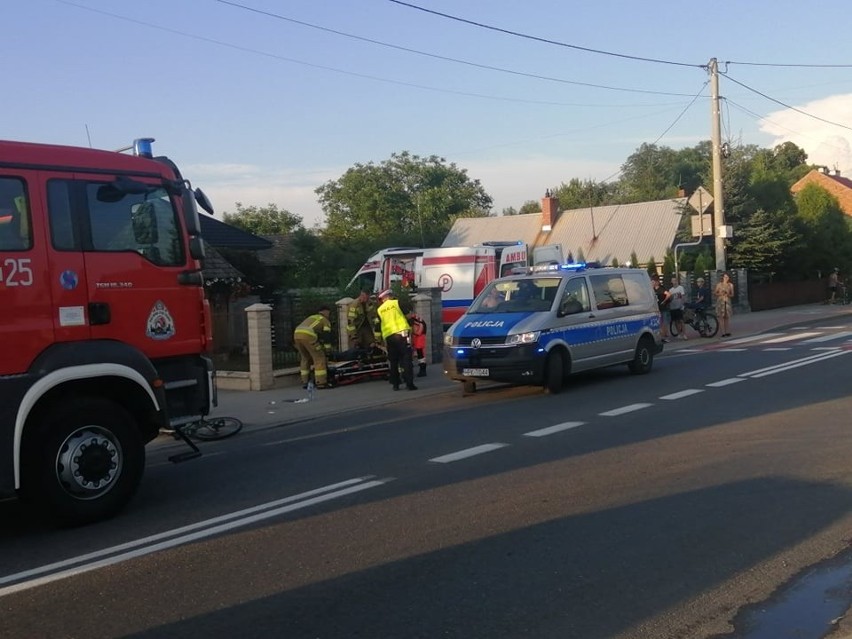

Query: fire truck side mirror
<box><xmin>194</xmin><ymin>188</ymin><xmax>214</xmax><ymax>215</ymax></box>
<box><xmin>189</xmin><ymin>236</ymin><xmax>206</xmax><ymax>261</ymax></box>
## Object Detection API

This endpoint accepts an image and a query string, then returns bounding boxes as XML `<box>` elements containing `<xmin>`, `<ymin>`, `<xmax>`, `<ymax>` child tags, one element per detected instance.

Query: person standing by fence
<box><xmin>714</xmin><ymin>272</ymin><xmax>734</xmax><ymax>337</ymax></box>
<box><xmin>293</xmin><ymin>305</ymin><xmax>333</xmax><ymax>388</ymax></box>
<box><xmin>408</xmin><ymin>311</ymin><xmax>428</xmax><ymax>377</ymax></box>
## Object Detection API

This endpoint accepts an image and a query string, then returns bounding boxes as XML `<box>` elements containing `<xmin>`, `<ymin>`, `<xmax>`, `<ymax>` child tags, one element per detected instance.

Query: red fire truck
<box><xmin>0</xmin><ymin>137</ymin><xmax>215</xmax><ymax>525</ymax></box>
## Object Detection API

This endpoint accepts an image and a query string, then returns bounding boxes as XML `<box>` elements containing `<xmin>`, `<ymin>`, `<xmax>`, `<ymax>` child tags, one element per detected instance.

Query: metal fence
<box><xmin>211</xmin><ymin>290</ymin><xmax>342</xmax><ymax>372</ymax></box>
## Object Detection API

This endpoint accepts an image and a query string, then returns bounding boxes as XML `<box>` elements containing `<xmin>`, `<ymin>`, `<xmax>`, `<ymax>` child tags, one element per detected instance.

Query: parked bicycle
<box><xmin>161</xmin><ymin>416</ymin><xmax>244</xmax><ymax>463</ymax></box>
<box><xmin>670</xmin><ymin>306</ymin><xmax>719</xmax><ymax>338</ymax></box>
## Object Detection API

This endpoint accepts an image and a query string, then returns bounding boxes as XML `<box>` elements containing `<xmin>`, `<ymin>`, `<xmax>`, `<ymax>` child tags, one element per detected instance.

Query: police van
<box><xmin>443</xmin><ymin>263</ymin><xmax>663</xmax><ymax>394</ymax></box>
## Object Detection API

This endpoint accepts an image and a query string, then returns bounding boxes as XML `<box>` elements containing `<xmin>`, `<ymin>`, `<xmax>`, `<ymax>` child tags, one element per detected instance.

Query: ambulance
<box><xmin>350</xmin><ymin>242</ymin><xmax>564</xmax><ymax>328</ymax></box>
<box><xmin>0</xmin><ymin>137</ymin><xmax>215</xmax><ymax>524</ymax></box>
<box><xmin>443</xmin><ymin>263</ymin><xmax>663</xmax><ymax>394</ymax></box>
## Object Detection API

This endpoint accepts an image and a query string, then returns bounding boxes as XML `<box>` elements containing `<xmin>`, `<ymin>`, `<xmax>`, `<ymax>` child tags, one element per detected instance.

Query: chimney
<box><xmin>541</xmin><ymin>190</ymin><xmax>559</xmax><ymax>233</ymax></box>
<box><xmin>835</xmin><ymin>168</ymin><xmax>841</xmax><ymax>177</ymax></box>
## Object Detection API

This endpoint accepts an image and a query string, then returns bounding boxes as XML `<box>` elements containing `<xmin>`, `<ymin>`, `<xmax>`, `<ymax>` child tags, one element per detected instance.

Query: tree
<box><xmin>501</xmin><ymin>206</ymin><xmax>519</xmax><ymax>216</ymax></box>
<box><xmin>629</xmin><ymin>250</ymin><xmax>640</xmax><ymax>268</ymax></box>
<box><xmin>315</xmin><ymin>151</ymin><xmax>492</xmax><ymax>249</ymax></box>
<box><xmin>618</xmin><ymin>143</ymin><xmax>681</xmax><ymax>203</ymax></box>
<box><xmin>727</xmin><ymin>208</ymin><xmax>799</xmax><ymax>276</ymax></box>
<box><xmin>518</xmin><ymin>200</ymin><xmax>541</xmax><ymax>215</ymax></box>
<box><xmin>794</xmin><ymin>184</ymin><xmax>852</xmax><ymax>276</ymax></box>
<box><xmin>222</xmin><ymin>203</ymin><xmax>303</xmax><ymax>235</ymax></box>
<box><xmin>552</xmin><ymin>178</ymin><xmax>615</xmax><ymax>210</ymax></box>
<box><xmin>645</xmin><ymin>256</ymin><xmax>657</xmax><ymax>277</ymax></box>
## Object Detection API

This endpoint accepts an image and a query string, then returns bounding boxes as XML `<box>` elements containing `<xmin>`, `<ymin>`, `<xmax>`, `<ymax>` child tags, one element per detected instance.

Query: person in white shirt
<box><xmin>668</xmin><ymin>276</ymin><xmax>687</xmax><ymax>339</ymax></box>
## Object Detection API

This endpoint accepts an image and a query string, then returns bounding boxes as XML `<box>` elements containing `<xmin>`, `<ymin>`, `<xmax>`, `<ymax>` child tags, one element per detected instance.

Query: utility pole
<box><xmin>708</xmin><ymin>58</ymin><xmax>727</xmax><ymax>272</ymax></box>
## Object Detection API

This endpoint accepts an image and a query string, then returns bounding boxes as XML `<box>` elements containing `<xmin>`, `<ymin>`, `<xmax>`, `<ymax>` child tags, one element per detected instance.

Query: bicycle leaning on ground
<box><xmin>161</xmin><ymin>416</ymin><xmax>244</xmax><ymax>462</ymax></box>
<box><xmin>670</xmin><ymin>306</ymin><xmax>719</xmax><ymax>338</ymax></box>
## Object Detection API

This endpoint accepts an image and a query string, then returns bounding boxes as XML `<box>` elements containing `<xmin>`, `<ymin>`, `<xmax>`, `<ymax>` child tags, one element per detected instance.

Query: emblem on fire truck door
<box><xmin>145</xmin><ymin>300</ymin><xmax>175</xmax><ymax>340</ymax></box>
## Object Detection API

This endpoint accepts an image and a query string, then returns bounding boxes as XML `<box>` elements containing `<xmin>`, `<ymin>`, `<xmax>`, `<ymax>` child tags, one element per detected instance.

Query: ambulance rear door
<box><xmin>497</xmin><ymin>243</ymin><xmax>528</xmax><ymax>277</ymax></box>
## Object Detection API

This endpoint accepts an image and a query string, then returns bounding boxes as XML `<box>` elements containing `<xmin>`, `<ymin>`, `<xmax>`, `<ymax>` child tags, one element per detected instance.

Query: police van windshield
<box><xmin>470</xmin><ymin>278</ymin><xmax>560</xmax><ymax>313</ymax></box>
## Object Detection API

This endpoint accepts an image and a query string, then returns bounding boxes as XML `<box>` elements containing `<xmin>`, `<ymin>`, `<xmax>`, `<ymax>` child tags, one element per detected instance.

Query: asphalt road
<box><xmin>2</xmin><ymin>322</ymin><xmax>852</xmax><ymax>639</ymax></box>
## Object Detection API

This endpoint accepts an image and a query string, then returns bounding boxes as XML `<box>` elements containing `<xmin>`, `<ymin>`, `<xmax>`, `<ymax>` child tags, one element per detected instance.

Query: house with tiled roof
<box><xmin>443</xmin><ymin>193</ymin><xmax>688</xmax><ymax>268</ymax></box>
<box><xmin>791</xmin><ymin>168</ymin><xmax>852</xmax><ymax>216</ymax></box>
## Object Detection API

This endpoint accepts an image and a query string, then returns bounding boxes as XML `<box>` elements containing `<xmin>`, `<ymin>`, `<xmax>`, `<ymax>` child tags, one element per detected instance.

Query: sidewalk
<box><xmin>207</xmin><ymin>302</ymin><xmax>852</xmax><ymax>433</ymax></box>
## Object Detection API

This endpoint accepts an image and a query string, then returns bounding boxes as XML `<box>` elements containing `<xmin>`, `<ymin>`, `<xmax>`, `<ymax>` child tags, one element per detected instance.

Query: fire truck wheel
<box><xmin>22</xmin><ymin>397</ymin><xmax>145</xmax><ymax>526</ymax></box>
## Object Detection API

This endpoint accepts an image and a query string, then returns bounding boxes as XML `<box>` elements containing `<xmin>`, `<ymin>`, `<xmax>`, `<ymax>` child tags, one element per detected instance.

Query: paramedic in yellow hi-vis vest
<box><xmin>293</xmin><ymin>305</ymin><xmax>333</xmax><ymax>388</ymax></box>
<box><xmin>376</xmin><ymin>289</ymin><xmax>417</xmax><ymax>391</ymax></box>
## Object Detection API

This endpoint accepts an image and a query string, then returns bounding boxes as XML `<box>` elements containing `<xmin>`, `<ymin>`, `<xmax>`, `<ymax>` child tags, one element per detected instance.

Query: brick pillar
<box><xmin>245</xmin><ymin>303</ymin><xmax>274</xmax><ymax>390</ymax></box>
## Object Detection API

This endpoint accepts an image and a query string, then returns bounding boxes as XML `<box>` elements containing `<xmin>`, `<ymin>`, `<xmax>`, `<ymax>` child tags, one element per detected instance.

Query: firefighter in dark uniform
<box><xmin>347</xmin><ymin>290</ymin><xmax>380</xmax><ymax>351</ymax></box>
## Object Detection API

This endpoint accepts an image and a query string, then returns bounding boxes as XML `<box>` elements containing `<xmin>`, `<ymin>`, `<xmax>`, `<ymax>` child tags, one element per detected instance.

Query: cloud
<box><xmin>185</xmin><ymin>163</ymin><xmax>341</xmax><ymax>227</ymax></box>
<box><xmin>760</xmin><ymin>93</ymin><xmax>852</xmax><ymax>175</ymax></box>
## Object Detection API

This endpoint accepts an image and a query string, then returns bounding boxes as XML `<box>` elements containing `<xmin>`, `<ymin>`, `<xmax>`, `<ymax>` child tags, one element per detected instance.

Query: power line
<box><xmin>650</xmin><ymin>82</ymin><xmax>709</xmax><ymax>146</ymax></box>
<box><xmin>387</xmin><ymin>0</ymin><xmax>703</xmax><ymax>69</ymax></box>
<box><xmin>51</xmin><ymin>0</ymin><xmax>678</xmax><ymax>109</ymax></box>
<box><xmin>726</xmin><ymin>60</ymin><xmax>852</xmax><ymax>68</ymax></box>
<box><xmin>726</xmin><ymin>98</ymin><xmax>852</xmax><ymax>157</ymax></box>
<box><xmin>215</xmin><ymin>0</ymin><xmax>699</xmax><ymax>98</ymax></box>
<box><xmin>723</xmin><ymin>73</ymin><xmax>852</xmax><ymax>133</ymax></box>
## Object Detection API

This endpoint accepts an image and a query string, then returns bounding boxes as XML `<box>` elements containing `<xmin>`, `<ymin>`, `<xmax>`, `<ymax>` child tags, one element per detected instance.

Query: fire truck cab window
<box><xmin>0</xmin><ymin>178</ymin><xmax>31</xmax><ymax>251</ymax></box>
<box><xmin>87</xmin><ymin>184</ymin><xmax>184</xmax><ymax>266</ymax></box>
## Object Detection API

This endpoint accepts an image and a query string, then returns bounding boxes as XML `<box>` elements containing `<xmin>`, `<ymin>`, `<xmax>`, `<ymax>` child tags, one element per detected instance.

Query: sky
<box><xmin>5</xmin><ymin>0</ymin><xmax>852</xmax><ymax>228</ymax></box>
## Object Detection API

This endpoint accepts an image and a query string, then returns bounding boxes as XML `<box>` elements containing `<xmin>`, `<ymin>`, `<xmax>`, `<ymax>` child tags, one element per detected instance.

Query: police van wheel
<box><xmin>545</xmin><ymin>354</ymin><xmax>565</xmax><ymax>394</ymax></box>
<box><xmin>628</xmin><ymin>338</ymin><xmax>654</xmax><ymax>375</ymax></box>
<box><xmin>22</xmin><ymin>397</ymin><xmax>145</xmax><ymax>526</ymax></box>
<box><xmin>462</xmin><ymin>380</ymin><xmax>477</xmax><ymax>395</ymax></box>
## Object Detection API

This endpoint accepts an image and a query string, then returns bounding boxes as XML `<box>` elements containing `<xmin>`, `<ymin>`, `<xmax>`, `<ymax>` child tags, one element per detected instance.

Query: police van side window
<box><xmin>559</xmin><ymin>278</ymin><xmax>590</xmax><ymax>315</ymax></box>
<box><xmin>0</xmin><ymin>178</ymin><xmax>32</xmax><ymax>252</ymax></box>
<box><xmin>590</xmin><ymin>274</ymin><xmax>629</xmax><ymax>310</ymax></box>
<box><xmin>86</xmin><ymin>184</ymin><xmax>184</xmax><ymax>266</ymax></box>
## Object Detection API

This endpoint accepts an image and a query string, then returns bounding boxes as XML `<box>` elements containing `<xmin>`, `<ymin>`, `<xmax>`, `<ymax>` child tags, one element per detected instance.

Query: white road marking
<box><xmin>707</xmin><ymin>378</ymin><xmax>746</xmax><ymax>387</ymax></box>
<box><xmin>0</xmin><ymin>477</ymin><xmax>386</xmax><ymax>595</ymax></box>
<box><xmin>763</xmin><ymin>347</ymin><xmax>792</xmax><ymax>351</ymax></box>
<box><xmin>524</xmin><ymin>422</ymin><xmax>585</xmax><ymax>437</ymax></box>
<box><xmin>717</xmin><ymin>348</ymin><xmax>748</xmax><ymax>352</ymax></box>
<box><xmin>659</xmin><ymin>389</ymin><xmax>703</xmax><ymax>400</ymax></box>
<box><xmin>801</xmin><ymin>331</ymin><xmax>852</xmax><ymax>343</ymax></box>
<box><xmin>600</xmin><ymin>403</ymin><xmax>653</xmax><ymax>417</ymax></box>
<box><xmin>726</xmin><ymin>333</ymin><xmax>782</xmax><ymax>344</ymax></box>
<box><xmin>812</xmin><ymin>346</ymin><xmax>843</xmax><ymax>351</ymax></box>
<box><xmin>761</xmin><ymin>332</ymin><xmax>821</xmax><ymax>344</ymax></box>
<box><xmin>740</xmin><ymin>350</ymin><xmax>850</xmax><ymax>378</ymax></box>
<box><xmin>429</xmin><ymin>443</ymin><xmax>509</xmax><ymax>463</ymax></box>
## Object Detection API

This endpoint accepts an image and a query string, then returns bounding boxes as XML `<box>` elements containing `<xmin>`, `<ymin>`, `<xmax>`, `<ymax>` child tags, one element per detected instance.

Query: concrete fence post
<box><xmin>336</xmin><ymin>297</ymin><xmax>353</xmax><ymax>352</ymax></box>
<box><xmin>245</xmin><ymin>303</ymin><xmax>274</xmax><ymax>391</ymax></box>
<box><xmin>412</xmin><ymin>292</ymin><xmax>434</xmax><ymax>365</ymax></box>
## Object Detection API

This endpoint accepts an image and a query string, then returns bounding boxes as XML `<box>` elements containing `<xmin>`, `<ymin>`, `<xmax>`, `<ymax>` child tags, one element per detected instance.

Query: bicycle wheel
<box><xmin>191</xmin><ymin>417</ymin><xmax>243</xmax><ymax>441</ymax></box>
<box><xmin>669</xmin><ymin>318</ymin><xmax>680</xmax><ymax>337</ymax></box>
<box><xmin>699</xmin><ymin>313</ymin><xmax>719</xmax><ymax>337</ymax></box>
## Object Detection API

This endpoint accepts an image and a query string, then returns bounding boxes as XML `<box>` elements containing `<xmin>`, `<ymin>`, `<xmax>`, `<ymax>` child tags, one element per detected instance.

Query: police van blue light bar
<box><xmin>560</xmin><ymin>262</ymin><xmax>587</xmax><ymax>271</ymax></box>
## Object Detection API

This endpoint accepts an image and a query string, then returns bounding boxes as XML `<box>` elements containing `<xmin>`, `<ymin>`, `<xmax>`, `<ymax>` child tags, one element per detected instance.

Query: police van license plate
<box><xmin>462</xmin><ymin>368</ymin><xmax>489</xmax><ymax>377</ymax></box>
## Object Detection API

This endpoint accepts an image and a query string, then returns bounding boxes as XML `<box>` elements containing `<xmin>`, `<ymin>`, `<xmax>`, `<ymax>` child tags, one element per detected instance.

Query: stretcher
<box><xmin>327</xmin><ymin>346</ymin><xmax>390</xmax><ymax>387</ymax></box>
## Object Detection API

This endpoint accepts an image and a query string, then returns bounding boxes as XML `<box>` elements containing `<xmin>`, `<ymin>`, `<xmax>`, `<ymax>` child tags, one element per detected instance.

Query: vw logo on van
<box><xmin>471</xmin><ymin>338</ymin><xmax>482</xmax><ymax>349</ymax></box>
